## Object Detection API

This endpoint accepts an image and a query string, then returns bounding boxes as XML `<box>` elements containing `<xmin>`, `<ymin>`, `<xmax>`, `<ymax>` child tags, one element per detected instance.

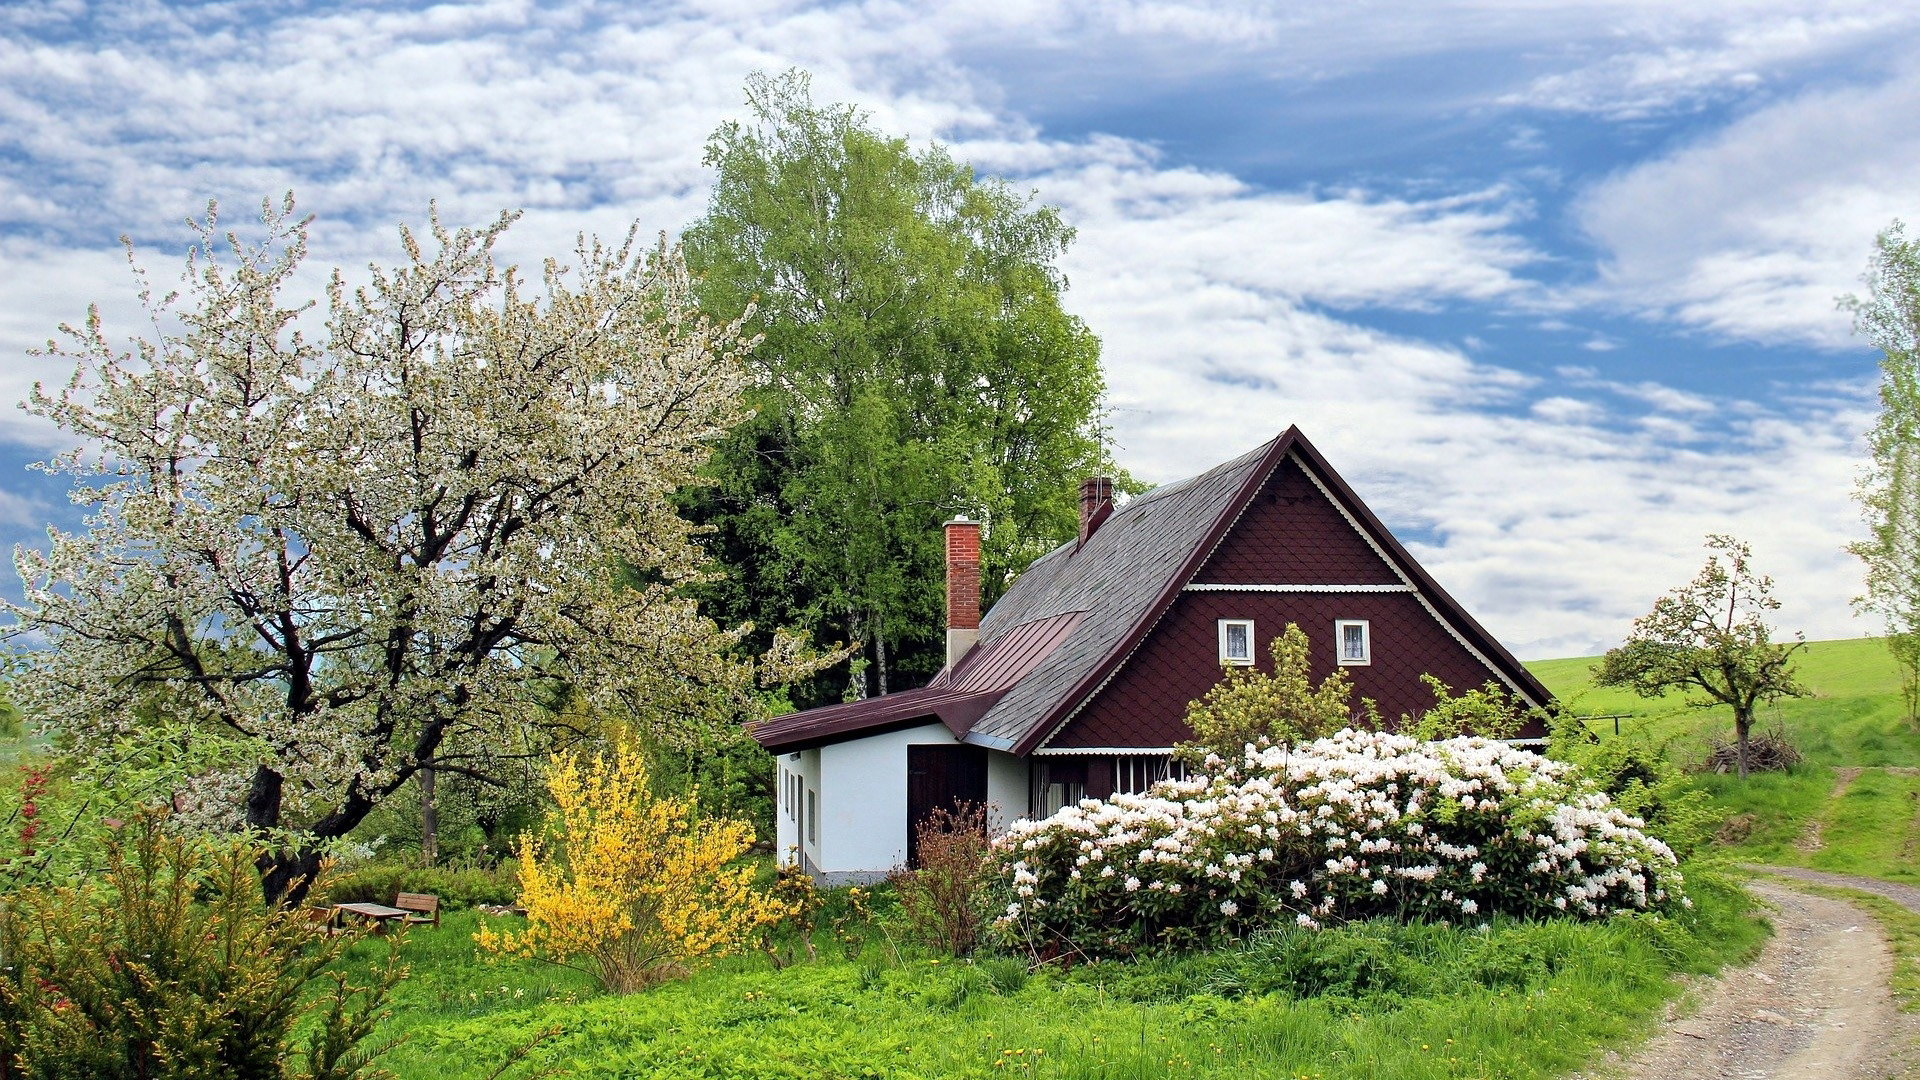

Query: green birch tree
<box><xmin>681</xmin><ymin>71</ymin><xmax>1114</xmax><ymax>702</ymax></box>
<box><xmin>1845</xmin><ymin>220</ymin><xmax>1920</xmax><ymax>719</ymax></box>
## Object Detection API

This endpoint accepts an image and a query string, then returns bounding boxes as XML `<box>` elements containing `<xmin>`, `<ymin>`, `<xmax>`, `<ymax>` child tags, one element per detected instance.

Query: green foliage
<box><xmin>0</xmin><ymin>722</ymin><xmax>254</xmax><ymax>891</ymax></box>
<box><xmin>1545</xmin><ymin>713</ymin><xmax>1718</xmax><ymax>860</ymax></box>
<box><xmin>886</xmin><ymin>803</ymin><xmax>991</xmax><ymax>956</ymax></box>
<box><xmin>681</xmin><ymin>70</ymin><xmax>1115</xmax><ymax>703</ymax></box>
<box><xmin>335</xmin><ymin>870</ymin><xmax>1761</xmax><ymax>1080</ymax></box>
<box><xmin>1596</xmin><ymin>534</ymin><xmax>1809</xmax><ymax>778</ymax></box>
<box><xmin>1398</xmin><ymin>675</ymin><xmax>1530</xmax><ymax>741</ymax></box>
<box><xmin>1888</xmin><ymin>632</ymin><xmax>1920</xmax><ymax>723</ymax></box>
<box><xmin>1178</xmin><ymin>624</ymin><xmax>1374</xmax><ymax>763</ymax></box>
<box><xmin>1846</xmin><ymin>221</ymin><xmax>1920</xmax><ymax>703</ymax></box>
<box><xmin>0</xmin><ymin>817</ymin><xmax>401</xmax><ymax>1080</ymax></box>
<box><xmin>324</xmin><ymin>861</ymin><xmax>521</xmax><ymax>911</ymax></box>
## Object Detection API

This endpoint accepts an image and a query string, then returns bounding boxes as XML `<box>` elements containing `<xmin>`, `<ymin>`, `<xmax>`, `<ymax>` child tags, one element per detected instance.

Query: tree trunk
<box><xmin>1734</xmin><ymin>708</ymin><xmax>1752</xmax><ymax>780</ymax></box>
<box><xmin>419</xmin><ymin>763</ymin><xmax>438</xmax><ymax>866</ymax></box>
<box><xmin>876</xmin><ymin>629</ymin><xmax>889</xmax><ymax>696</ymax></box>
<box><xmin>258</xmin><ymin>848</ymin><xmax>326</xmax><ymax>907</ymax></box>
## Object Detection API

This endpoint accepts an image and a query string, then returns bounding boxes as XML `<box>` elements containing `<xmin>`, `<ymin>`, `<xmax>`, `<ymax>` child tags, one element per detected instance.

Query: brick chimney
<box><xmin>1078</xmin><ymin>476</ymin><xmax>1114</xmax><ymax>547</ymax></box>
<box><xmin>945</xmin><ymin>517</ymin><xmax>982</xmax><ymax>669</ymax></box>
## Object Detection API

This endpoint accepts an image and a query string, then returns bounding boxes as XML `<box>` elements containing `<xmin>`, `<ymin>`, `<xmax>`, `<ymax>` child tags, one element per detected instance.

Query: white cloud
<box><xmin>1056</xmin><ymin>171</ymin><xmax>1871</xmax><ymax>657</ymax></box>
<box><xmin>1576</xmin><ymin>69</ymin><xmax>1920</xmax><ymax>347</ymax></box>
<box><xmin>1505</xmin><ymin>7</ymin><xmax>1913</xmax><ymax>117</ymax></box>
<box><xmin>0</xmin><ymin>0</ymin><xmax>1888</xmax><ymax>657</ymax></box>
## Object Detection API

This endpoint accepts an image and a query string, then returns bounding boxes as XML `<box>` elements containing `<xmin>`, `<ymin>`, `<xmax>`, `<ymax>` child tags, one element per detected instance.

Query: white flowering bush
<box><xmin>987</xmin><ymin>729</ymin><xmax>1684</xmax><ymax>956</ymax></box>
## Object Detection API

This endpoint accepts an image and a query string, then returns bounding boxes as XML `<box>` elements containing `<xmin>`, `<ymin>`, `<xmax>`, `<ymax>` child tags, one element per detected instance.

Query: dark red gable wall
<box><xmin>1048</xmin><ymin>591</ymin><xmax>1546</xmax><ymax>747</ymax></box>
<box><xmin>1194</xmin><ymin>457</ymin><xmax>1401</xmax><ymax>586</ymax></box>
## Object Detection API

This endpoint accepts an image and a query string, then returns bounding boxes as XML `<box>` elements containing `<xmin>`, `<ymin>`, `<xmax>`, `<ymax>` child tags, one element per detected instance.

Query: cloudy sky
<box><xmin>1</xmin><ymin>0</ymin><xmax>1912</xmax><ymax>659</ymax></box>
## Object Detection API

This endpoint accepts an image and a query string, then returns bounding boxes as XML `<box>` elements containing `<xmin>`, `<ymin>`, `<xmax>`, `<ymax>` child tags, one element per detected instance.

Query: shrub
<box><xmin>1177</xmin><ymin>624</ymin><xmax>1371</xmax><ymax>764</ymax></box>
<box><xmin>475</xmin><ymin>741</ymin><xmax>792</xmax><ymax>993</ymax></box>
<box><xmin>887</xmin><ymin>802</ymin><xmax>990</xmax><ymax>955</ymax></box>
<box><xmin>323</xmin><ymin>862</ymin><xmax>519</xmax><ymax>911</ymax></box>
<box><xmin>755</xmin><ymin>863</ymin><xmax>824</xmax><ymax>968</ymax></box>
<box><xmin>987</xmin><ymin>729</ymin><xmax>1684</xmax><ymax>958</ymax></box>
<box><xmin>0</xmin><ymin>816</ymin><xmax>400</xmax><ymax>1080</ymax></box>
<box><xmin>1547</xmin><ymin>713</ymin><xmax>1719</xmax><ymax>859</ymax></box>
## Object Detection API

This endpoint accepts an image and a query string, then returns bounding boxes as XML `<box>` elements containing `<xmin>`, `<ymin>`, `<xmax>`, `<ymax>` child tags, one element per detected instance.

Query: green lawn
<box><xmin>348</xmin><ymin>879</ymin><xmax>1762</xmax><ymax>1080</ymax></box>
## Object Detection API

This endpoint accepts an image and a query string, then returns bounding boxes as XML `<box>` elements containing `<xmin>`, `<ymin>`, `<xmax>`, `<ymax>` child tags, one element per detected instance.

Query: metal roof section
<box><xmin>749</xmin><ymin>609</ymin><xmax>1086</xmax><ymax>752</ymax></box>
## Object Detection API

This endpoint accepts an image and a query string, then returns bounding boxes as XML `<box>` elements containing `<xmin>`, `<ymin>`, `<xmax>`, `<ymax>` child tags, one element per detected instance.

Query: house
<box><xmin>752</xmin><ymin>427</ymin><xmax>1554</xmax><ymax>884</ymax></box>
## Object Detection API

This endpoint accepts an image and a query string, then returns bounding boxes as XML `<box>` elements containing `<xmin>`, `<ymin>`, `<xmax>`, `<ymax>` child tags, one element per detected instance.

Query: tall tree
<box><xmin>1596</xmin><ymin>535</ymin><xmax>1808</xmax><ymax>779</ymax></box>
<box><xmin>6</xmin><ymin>196</ymin><xmax>816</xmax><ymax>900</ymax></box>
<box><xmin>681</xmin><ymin>71</ymin><xmax>1114</xmax><ymax>702</ymax></box>
<box><xmin>1845</xmin><ymin>220</ymin><xmax>1920</xmax><ymax>717</ymax></box>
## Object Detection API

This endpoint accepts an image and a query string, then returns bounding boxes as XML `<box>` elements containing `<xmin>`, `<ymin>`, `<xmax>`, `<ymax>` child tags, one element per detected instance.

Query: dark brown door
<box><xmin>906</xmin><ymin>744</ymin><xmax>988</xmax><ymax>867</ymax></box>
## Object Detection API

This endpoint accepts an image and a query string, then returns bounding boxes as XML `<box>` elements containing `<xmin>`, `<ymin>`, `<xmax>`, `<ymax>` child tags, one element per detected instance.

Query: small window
<box><xmin>1336</xmin><ymin>620</ymin><xmax>1371</xmax><ymax>666</ymax></box>
<box><xmin>806</xmin><ymin>789</ymin><xmax>818</xmax><ymax>844</ymax></box>
<box><xmin>1218</xmin><ymin>619</ymin><xmax>1255</xmax><ymax>666</ymax></box>
<box><xmin>1030</xmin><ymin>760</ymin><xmax>1087</xmax><ymax>818</ymax></box>
<box><xmin>1114</xmin><ymin>755</ymin><xmax>1188</xmax><ymax>795</ymax></box>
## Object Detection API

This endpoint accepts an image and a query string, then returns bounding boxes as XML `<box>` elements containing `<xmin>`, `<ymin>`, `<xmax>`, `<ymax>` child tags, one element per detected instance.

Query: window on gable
<box><xmin>1218</xmin><ymin>619</ymin><xmax>1255</xmax><ymax>666</ymax></box>
<box><xmin>1336</xmin><ymin>619</ymin><xmax>1371</xmax><ymax>666</ymax></box>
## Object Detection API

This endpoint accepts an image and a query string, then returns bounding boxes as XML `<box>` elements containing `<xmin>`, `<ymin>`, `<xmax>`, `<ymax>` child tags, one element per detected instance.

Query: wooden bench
<box><xmin>393</xmin><ymin>892</ymin><xmax>441</xmax><ymax>929</ymax></box>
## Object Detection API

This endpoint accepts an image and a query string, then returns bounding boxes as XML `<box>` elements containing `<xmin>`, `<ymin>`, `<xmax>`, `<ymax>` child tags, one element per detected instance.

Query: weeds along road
<box><xmin>1592</xmin><ymin>879</ymin><xmax>1917</xmax><ymax>1080</ymax></box>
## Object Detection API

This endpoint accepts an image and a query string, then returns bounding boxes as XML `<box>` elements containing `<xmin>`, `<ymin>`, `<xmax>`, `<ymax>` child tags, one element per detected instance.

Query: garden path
<box><xmin>1593</xmin><ymin>880</ymin><xmax>1918</xmax><ymax>1080</ymax></box>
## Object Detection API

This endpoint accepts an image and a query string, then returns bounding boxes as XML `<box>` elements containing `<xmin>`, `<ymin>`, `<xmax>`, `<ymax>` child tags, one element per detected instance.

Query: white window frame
<box><xmin>1217</xmin><ymin>618</ymin><xmax>1255</xmax><ymax>666</ymax></box>
<box><xmin>806</xmin><ymin>788</ymin><xmax>818</xmax><ymax>844</ymax></box>
<box><xmin>1335</xmin><ymin>619</ymin><xmax>1371</xmax><ymax>666</ymax></box>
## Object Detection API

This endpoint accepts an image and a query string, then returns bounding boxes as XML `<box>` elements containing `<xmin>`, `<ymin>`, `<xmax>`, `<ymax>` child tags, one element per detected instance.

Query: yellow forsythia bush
<box><xmin>475</xmin><ymin>741</ymin><xmax>791</xmax><ymax>993</ymax></box>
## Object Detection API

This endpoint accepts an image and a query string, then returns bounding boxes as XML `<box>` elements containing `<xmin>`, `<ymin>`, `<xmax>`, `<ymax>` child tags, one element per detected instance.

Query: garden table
<box><xmin>332</xmin><ymin>902</ymin><xmax>410</xmax><ymax>931</ymax></box>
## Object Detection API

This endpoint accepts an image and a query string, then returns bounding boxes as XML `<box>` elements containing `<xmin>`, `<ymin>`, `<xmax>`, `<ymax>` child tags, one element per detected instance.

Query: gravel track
<box><xmin>1584</xmin><ymin>879</ymin><xmax>1919</xmax><ymax>1080</ymax></box>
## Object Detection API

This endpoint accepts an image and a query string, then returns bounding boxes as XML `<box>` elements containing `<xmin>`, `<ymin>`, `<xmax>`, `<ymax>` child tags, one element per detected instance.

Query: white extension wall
<box><xmin>778</xmin><ymin>724</ymin><xmax>1029</xmax><ymax>884</ymax></box>
<box><xmin>773</xmin><ymin>747</ymin><xmax>821</xmax><ymax>872</ymax></box>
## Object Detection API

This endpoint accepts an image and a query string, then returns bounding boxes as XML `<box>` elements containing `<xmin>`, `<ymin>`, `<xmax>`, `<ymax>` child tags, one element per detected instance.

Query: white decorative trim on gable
<box><xmin>1184</xmin><ymin>583</ymin><xmax>1415</xmax><ymax>594</ymax></box>
<box><xmin>1289</xmin><ymin>456</ymin><xmax>1542</xmax><ymax>709</ymax></box>
<box><xmin>1032</xmin><ymin>746</ymin><xmax>1179</xmax><ymax>756</ymax></box>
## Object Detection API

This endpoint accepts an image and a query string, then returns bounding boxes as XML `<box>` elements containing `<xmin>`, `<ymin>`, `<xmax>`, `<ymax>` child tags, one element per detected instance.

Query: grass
<box><xmin>342</xmin><ymin>875</ymin><xmax>1763</xmax><ymax>1080</ymax></box>
<box><xmin>1530</xmin><ymin>635</ymin><xmax>1920</xmax><ymax>881</ymax></box>
<box><xmin>1530</xmin><ymin>636</ymin><xmax>1920</xmax><ymax>767</ymax></box>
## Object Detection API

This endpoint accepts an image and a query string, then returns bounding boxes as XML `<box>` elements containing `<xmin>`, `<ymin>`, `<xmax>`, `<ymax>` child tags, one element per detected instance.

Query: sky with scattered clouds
<box><xmin>1</xmin><ymin>0</ymin><xmax>1913</xmax><ymax>659</ymax></box>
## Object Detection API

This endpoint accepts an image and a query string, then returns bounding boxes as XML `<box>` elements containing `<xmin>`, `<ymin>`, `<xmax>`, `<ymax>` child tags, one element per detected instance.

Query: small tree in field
<box><xmin>1597</xmin><ymin>535</ymin><xmax>1808</xmax><ymax>779</ymax></box>
<box><xmin>475</xmin><ymin>742</ymin><xmax>790</xmax><ymax>993</ymax></box>
<box><xmin>1177</xmin><ymin>623</ymin><xmax>1375</xmax><ymax>764</ymax></box>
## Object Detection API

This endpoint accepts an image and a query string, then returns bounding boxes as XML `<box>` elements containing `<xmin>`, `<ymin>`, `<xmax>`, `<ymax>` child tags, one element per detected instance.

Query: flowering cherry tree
<box><xmin>988</xmin><ymin>730</ymin><xmax>1683</xmax><ymax>957</ymax></box>
<box><xmin>7</xmin><ymin>196</ymin><xmax>810</xmax><ymax>900</ymax></box>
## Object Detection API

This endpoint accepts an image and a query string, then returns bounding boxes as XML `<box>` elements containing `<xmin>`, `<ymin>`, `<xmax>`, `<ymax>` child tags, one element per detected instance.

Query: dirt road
<box><xmin>1594</xmin><ymin>880</ymin><xmax>1918</xmax><ymax>1080</ymax></box>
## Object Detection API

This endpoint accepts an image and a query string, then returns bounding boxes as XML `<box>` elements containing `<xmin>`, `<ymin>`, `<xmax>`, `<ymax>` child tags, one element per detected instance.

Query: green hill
<box><xmin>1530</xmin><ymin>637</ymin><xmax>1920</xmax><ymax>883</ymax></box>
<box><xmin>1529</xmin><ymin>635</ymin><xmax>1919</xmax><ymax>767</ymax></box>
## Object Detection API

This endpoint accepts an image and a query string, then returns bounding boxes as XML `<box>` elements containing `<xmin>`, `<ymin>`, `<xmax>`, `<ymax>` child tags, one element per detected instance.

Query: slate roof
<box><xmin>748</xmin><ymin>426</ymin><xmax>1554</xmax><ymax>756</ymax></box>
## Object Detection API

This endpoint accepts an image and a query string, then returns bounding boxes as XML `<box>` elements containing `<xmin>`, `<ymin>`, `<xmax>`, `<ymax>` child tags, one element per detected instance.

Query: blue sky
<box><xmin>1</xmin><ymin>1</ymin><xmax>1915</xmax><ymax>657</ymax></box>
